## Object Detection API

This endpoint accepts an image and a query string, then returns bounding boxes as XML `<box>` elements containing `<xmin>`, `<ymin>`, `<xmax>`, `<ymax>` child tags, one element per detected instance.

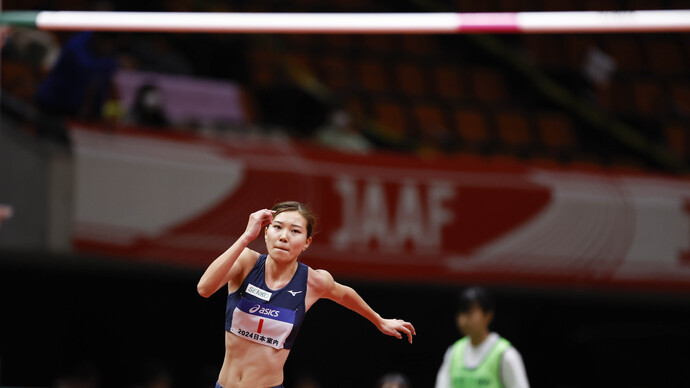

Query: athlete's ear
<box><xmin>486</xmin><ymin>311</ymin><xmax>494</xmax><ymax>325</ymax></box>
<box><xmin>302</xmin><ymin>236</ymin><xmax>312</xmax><ymax>251</ymax></box>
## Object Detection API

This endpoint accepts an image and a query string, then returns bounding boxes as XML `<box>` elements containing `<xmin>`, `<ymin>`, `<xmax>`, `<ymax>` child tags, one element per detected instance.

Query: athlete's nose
<box><xmin>279</xmin><ymin>228</ymin><xmax>289</xmax><ymax>242</ymax></box>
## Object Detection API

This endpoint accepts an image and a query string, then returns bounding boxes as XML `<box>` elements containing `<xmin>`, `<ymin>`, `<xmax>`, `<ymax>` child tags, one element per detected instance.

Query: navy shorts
<box><xmin>216</xmin><ymin>382</ymin><xmax>283</xmax><ymax>388</ymax></box>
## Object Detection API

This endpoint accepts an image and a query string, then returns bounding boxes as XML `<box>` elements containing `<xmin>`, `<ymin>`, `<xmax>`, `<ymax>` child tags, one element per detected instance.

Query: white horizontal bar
<box><xmin>23</xmin><ymin>10</ymin><xmax>690</xmax><ymax>34</ymax></box>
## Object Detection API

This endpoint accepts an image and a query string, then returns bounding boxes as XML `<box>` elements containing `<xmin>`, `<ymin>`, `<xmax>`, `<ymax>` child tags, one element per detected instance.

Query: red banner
<box><xmin>71</xmin><ymin>124</ymin><xmax>690</xmax><ymax>291</ymax></box>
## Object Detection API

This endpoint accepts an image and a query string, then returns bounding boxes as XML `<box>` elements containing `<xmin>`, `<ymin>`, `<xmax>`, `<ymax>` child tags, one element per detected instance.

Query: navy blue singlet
<box><xmin>225</xmin><ymin>255</ymin><xmax>308</xmax><ymax>350</ymax></box>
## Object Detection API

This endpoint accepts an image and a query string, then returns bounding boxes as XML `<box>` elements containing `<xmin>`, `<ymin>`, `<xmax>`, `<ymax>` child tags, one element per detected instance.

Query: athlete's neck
<box><xmin>265</xmin><ymin>256</ymin><xmax>298</xmax><ymax>289</ymax></box>
<box><xmin>469</xmin><ymin>330</ymin><xmax>490</xmax><ymax>347</ymax></box>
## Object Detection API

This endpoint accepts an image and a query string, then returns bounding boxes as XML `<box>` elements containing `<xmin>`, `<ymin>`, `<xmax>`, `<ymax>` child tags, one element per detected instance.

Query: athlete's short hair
<box><xmin>458</xmin><ymin>286</ymin><xmax>495</xmax><ymax>314</ymax></box>
<box><xmin>271</xmin><ymin>201</ymin><xmax>318</xmax><ymax>238</ymax></box>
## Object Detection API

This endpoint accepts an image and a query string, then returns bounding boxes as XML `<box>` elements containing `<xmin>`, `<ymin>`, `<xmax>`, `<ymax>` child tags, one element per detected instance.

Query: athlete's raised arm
<box><xmin>197</xmin><ymin>209</ymin><xmax>274</xmax><ymax>298</ymax></box>
<box><xmin>308</xmin><ymin>268</ymin><xmax>416</xmax><ymax>343</ymax></box>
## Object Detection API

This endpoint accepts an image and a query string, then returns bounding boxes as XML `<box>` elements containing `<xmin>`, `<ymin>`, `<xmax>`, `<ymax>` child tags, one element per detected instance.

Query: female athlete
<box><xmin>197</xmin><ymin>201</ymin><xmax>416</xmax><ymax>388</ymax></box>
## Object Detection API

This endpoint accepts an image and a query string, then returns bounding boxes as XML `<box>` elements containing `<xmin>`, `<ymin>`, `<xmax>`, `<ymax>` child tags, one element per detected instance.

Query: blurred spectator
<box><xmin>582</xmin><ymin>46</ymin><xmax>616</xmax><ymax>89</ymax></box>
<box><xmin>138</xmin><ymin>359</ymin><xmax>173</xmax><ymax>388</ymax></box>
<box><xmin>36</xmin><ymin>31</ymin><xmax>126</xmax><ymax>122</ymax></box>
<box><xmin>0</xmin><ymin>26</ymin><xmax>10</xmax><ymax>49</ymax></box>
<box><xmin>127</xmin><ymin>83</ymin><xmax>170</xmax><ymax>128</ymax></box>
<box><xmin>1</xmin><ymin>28</ymin><xmax>59</xmax><ymax>105</ymax></box>
<box><xmin>1</xmin><ymin>27</ymin><xmax>60</xmax><ymax>73</ymax></box>
<box><xmin>293</xmin><ymin>374</ymin><xmax>322</xmax><ymax>388</ymax></box>
<box><xmin>375</xmin><ymin>372</ymin><xmax>412</xmax><ymax>388</ymax></box>
<box><xmin>54</xmin><ymin>360</ymin><xmax>101</xmax><ymax>388</ymax></box>
<box><xmin>0</xmin><ymin>205</ymin><xmax>13</xmax><ymax>228</ymax></box>
<box><xmin>315</xmin><ymin>109</ymin><xmax>373</xmax><ymax>154</ymax></box>
<box><xmin>435</xmin><ymin>287</ymin><xmax>529</xmax><ymax>388</ymax></box>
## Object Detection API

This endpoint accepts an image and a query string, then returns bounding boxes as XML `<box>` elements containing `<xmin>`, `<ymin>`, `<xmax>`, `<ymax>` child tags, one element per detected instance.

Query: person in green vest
<box><xmin>434</xmin><ymin>287</ymin><xmax>529</xmax><ymax>388</ymax></box>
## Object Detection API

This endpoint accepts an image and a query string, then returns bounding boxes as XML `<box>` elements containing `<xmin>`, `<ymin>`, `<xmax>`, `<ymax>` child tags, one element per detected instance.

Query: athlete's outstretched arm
<box><xmin>309</xmin><ymin>268</ymin><xmax>416</xmax><ymax>343</ymax></box>
<box><xmin>197</xmin><ymin>209</ymin><xmax>273</xmax><ymax>298</ymax></box>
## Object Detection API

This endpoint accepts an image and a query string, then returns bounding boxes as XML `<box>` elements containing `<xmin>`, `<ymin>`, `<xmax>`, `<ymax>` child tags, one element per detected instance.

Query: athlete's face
<box><xmin>265</xmin><ymin>210</ymin><xmax>312</xmax><ymax>262</ymax></box>
<box><xmin>456</xmin><ymin>303</ymin><xmax>493</xmax><ymax>339</ymax></box>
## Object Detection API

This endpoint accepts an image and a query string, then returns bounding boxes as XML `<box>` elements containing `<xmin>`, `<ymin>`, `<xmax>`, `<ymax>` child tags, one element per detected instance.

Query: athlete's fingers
<box><xmin>404</xmin><ymin>321</ymin><xmax>416</xmax><ymax>336</ymax></box>
<box><xmin>257</xmin><ymin>209</ymin><xmax>274</xmax><ymax>226</ymax></box>
<box><xmin>398</xmin><ymin>324</ymin><xmax>413</xmax><ymax>343</ymax></box>
<box><xmin>393</xmin><ymin>320</ymin><xmax>415</xmax><ymax>343</ymax></box>
<box><xmin>263</xmin><ymin>210</ymin><xmax>273</xmax><ymax>225</ymax></box>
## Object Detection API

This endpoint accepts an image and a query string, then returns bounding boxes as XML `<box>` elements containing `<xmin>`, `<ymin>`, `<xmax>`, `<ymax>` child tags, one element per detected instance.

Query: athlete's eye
<box><xmin>273</xmin><ymin>225</ymin><xmax>281</xmax><ymax>229</ymax></box>
<box><xmin>292</xmin><ymin>229</ymin><xmax>301</xmax><ymax>234</ymax></box>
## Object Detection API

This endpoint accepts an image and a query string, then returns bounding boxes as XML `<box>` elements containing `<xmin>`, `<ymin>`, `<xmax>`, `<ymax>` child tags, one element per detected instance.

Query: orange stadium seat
<box><xmin>469</xmin><ymin>68</ymin><xmax>507</xmax><ymax>104</ymax></box>
<box><xmin>433</xmin><ymin>64</ymin><xmax>465</xmax><ymax>100</ymax></box>
<box><xmin>284</xmin><ymin>34</ymin><xmax>314</xmax><ymax>49</ymax></box>
<box><xmin>362</xmin><ymin>35</ymin><xmax>398</xmax><ymax>54</ymax></box>
<box><xmin>344</xmin><ymin>97</ymin><xmax>365</xmax><ymax>118</ymax></box>
<box><xmin>664</xmin><ymin>122</ymin><xmax>688</xmax><ymax>160</ymax></box>
<box><xmin>671</xmin><ymin>83</ymin><xmax>690</xmax><ymax>115</ymax></box>
<box><xmin>496</xmin><ymin>111</ymin><xmax>533</xmax><ymax>154</ymax></box>
<box><xmin>412</xmin><ymin>103</ymin><xmax>449</xmax><ymax>142</ymax></box>
<box><xmin>536</xmin><ymin>112</ymin><xmax>578</xmax><ymax>155</ymax></box>
<box><xmin>643</xmin><ymin>37</ymin><xmax>686</xmax><ymax>76</ymax></box>
<box><xmin>602</xmin><ymin>36</ymin><xmax>644</xmax><ymax>72</ymax></box>
<box><xmin>395</xmin><ymin>63</ymin><xmax>427</xmax><ymax>97</ymax></box>
<box><xmin>285</xmin><ymin>53</ymin><xmax>315</xmax><ymax>74</ymax></box>
<box><xmin>522</xmin><ymin>35</ymin><xmax>567</xmax><ymax>68</ymax></box>
<box><xmin>373</xmin><ymin>100</ymin><xmax>409</xmax><ymax>138</ymax></box>
<box><xmin>564</xmin><ymin>35</ymin><xmax>599</xmax><ymax>72</ymax></box>
<box><xmin>401</xmin><ymin>35</ymin><xmax>438</xmax><ymax>58</ymax></box>
<box><xmin>316</xmin><ymin>56</ymin><xmax>349</xmax><ymax>91</ymax></box>
<box><xmin>632</xmin><ymin>78</ymin><xmax>666</xmax><ymax>117</ymax></box>
<box><xmin>597</xmin><ymin>77</ymin><xmax>635</xmax><ymax>115</ymax></box>
<box><xmin>356</xmin><ymin>59</ymin><xmax>389</xmax><ymax>94</ymax></box>
<box><xmin>248</xmin><ymin>48</ymin><xmax>277</xmax><ymax>87</ymax></box>
<box><xmin>454</xmin><ymin>108</ymin><xmax>491</xmax><ymax>149</ymax></box>
<box><xmin>321</xmin><ymin>34</ymin><xmax>355</xmax><ymax>51</ymax></box>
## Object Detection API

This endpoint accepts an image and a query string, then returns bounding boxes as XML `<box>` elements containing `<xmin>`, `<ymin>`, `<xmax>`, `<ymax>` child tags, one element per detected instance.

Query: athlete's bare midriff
<box><xmin>217</xmin><ymin>331</ymin><xmax>289</xmax><ymax>388</ymax></box>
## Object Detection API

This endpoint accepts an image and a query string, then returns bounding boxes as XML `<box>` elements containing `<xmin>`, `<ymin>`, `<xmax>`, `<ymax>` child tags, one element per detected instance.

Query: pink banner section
<box><xmin>457</xmin><ymin>13</ymin><xmax>520</xmax><ymax>32</ymax></box>
<box><xmin>70</xmin><ymin>124</ymin><xmax>690</xmax><ymax>291</ymax></box>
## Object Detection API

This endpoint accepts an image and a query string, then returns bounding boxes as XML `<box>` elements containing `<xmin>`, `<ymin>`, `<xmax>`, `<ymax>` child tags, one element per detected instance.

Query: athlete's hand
<box><xmin>243</xmin><ymin>209</ymin><xmax>275</xmax><ymax>241</ymax></box>
<box><xmin>378</xmin><ymin>318</ymin><xmax>416</xmax><ymax>343</ymax></box>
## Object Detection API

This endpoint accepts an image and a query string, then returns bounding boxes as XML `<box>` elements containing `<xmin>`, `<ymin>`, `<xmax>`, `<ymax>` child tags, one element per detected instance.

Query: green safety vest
<box><xmin>449</xmin><ymin>336</ymin><xmax>511</xmax><ymax>388</ymax></box>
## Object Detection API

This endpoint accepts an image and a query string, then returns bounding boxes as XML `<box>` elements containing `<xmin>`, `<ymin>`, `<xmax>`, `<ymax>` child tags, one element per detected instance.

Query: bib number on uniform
<box><xmin>230</xmin><ymin>297</ymin><xmax>296</xmax><ymax>349</ymax></box>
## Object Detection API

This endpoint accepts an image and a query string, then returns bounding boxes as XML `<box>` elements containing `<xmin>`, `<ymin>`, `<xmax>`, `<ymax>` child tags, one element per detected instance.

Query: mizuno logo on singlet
<box><xmin>287</xmin><ymin>290</ymin><xmax>302</xmax><ymax>296</ymax></box>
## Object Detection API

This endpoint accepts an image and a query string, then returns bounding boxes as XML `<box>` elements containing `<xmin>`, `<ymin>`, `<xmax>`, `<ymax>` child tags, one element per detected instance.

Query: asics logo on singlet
<box><xmin>249</xmin><ymin>304</ymin><xmax>280</xmax><ymax>317</ymax></box>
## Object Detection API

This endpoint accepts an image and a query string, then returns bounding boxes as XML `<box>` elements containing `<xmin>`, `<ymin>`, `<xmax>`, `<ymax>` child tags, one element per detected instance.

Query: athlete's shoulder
<box><xmin>228</xmin><ymin>249</ymin><xmax>262</xmax><ymax>288</ymax></box>
<box><xmin>306</xmin><ymin>267</ymin><xmax>335</xmax><ymax>295</ymax></box>
<box><xmin>238</xmin><ymin>248</ymin><xmax>262</xmax><ymax>267</ymax></box>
